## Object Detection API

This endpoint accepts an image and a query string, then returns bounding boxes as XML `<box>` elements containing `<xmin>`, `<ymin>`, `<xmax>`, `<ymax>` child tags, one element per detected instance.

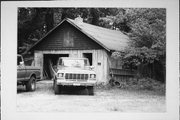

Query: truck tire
<box><xmin>87</xmin><ymin>86</ymin><xmax>94</xmax><ymax>95</ymax></box>
<box><xmin>54</xmin><ymin>83</ymin><xmax>61</xmax><ymax>95</ymax></box>
<box><xmin>26</xmin><ymin>76</ymin><xmax>36</xmax><ymax>92</ymax></box>
<box><xmin>53</xmin><ymin>80</ymin><xmax>55</xmax><ymax>90</ymax></box>
<box><xmin>80</xmin><ymin>87</ymin><xmax>88</xmax><ymax>95</ymax></box>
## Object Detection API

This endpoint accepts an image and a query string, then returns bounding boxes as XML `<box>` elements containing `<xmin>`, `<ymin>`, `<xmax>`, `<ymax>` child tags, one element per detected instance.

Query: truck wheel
<box><xmin>54</xmin><ymin>83</ymin><xmax>61</xmax><ymax>95</ymax></box>
<box><xmin>87</xmin><ymin>86</ymin><xmax>94</xmax><ymax>95</ymax></box>
<box><xmin>53</xmin><ymin>80</ymin><xmax>55</xmax><ymax>90</ymax></box>
<box><xmin>26</xmin><ymin>76</ymin><xmax>36</xmax><ymax>92</ymax></box>
<box><xmin>52</xmin><ymin>77</ymin><xmax>56</xmax><ymax>90</ymax></box>
<box><xmin>80</xmin><ymin>87</ymin><xmax>88</xmax><ymax>95</ymax></box>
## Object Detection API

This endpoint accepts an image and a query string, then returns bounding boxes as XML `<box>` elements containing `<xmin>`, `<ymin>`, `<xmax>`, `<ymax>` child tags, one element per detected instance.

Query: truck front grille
<box><xmin>65</xmin><ymin>73</ymin><xmax>88</xmax><ymax>81</ymax></box>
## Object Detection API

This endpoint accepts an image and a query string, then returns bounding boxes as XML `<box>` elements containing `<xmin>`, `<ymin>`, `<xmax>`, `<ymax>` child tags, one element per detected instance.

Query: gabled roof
<box><xmin>28</xmin><ymin>18</ymin><xmax>130</xmax><ymax>52</ymax></box>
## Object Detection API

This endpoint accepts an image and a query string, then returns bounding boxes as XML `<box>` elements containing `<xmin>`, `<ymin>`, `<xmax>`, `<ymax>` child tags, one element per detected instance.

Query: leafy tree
<box><xmin>18</xmin><ymin>8</ymin><xmax>120</xmax><ymax>54</ymax></box>
<box><xmin>99</xmin><ymin>8</ymin><xmax>130</xmax><ymax>32</ymax></box>
<box><xmin>18</xmin><ymin>8</ymin><xmax>48</xmax><ymax>53</ymax></box>
<box><xmin>18</xmin><ymin>8</ymin><xmax>166</xmax><ymax>82</ymax></box>
<box><xmin>111</xmin><ymin>8</ymin><xmax>166</xmax><ymax>82</ymax></box>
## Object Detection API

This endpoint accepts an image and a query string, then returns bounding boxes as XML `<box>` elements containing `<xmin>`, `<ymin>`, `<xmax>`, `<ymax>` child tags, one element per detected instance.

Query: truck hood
<box><xmin>57</xmin><ymin>67</ymin><xmax>95</xmax><ymax>74</ymax></box>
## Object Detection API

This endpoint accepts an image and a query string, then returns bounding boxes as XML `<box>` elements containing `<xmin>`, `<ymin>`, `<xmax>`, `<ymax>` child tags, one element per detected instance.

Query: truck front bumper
<box><xmin>56</xmin><ymin>79</ymin><xmax>96</xmax><ymax>86</ymax></box>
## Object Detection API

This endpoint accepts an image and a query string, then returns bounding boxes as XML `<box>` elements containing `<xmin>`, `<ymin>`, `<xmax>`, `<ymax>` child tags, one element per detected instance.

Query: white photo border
<box><xmin>1</xmin><ymin>0</ymin><xmax>179</xmax><ymax>120</ymax></box>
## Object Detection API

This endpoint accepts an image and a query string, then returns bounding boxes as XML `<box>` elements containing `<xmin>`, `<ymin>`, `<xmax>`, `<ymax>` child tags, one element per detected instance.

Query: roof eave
<box><xmin>25</xmin><ymin>18</ymin><xmax>68</xmax><ymax>53</ymax></box>
<box><xmin>25</xmin><ymin>18</ymin><xmax>120</xmax><ymax>54</ymax></box>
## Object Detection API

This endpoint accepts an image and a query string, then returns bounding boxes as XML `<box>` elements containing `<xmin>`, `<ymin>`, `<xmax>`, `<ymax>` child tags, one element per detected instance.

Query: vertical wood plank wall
<box><xmin>34</xmin><ymin>49</ymin><xmax>109</xmax><ymax>83</ymax></box>
<box><xmin>34</xmin><ymin>51</ymin><xmax>44</xmax><ymax>79</ymax></box>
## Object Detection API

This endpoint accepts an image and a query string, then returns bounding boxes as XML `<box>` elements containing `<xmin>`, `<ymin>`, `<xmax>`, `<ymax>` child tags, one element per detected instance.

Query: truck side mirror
<box><xmin>20</xmin><ymin>61</ymin><xmax>24</xmax><ymax>65</ymax></box>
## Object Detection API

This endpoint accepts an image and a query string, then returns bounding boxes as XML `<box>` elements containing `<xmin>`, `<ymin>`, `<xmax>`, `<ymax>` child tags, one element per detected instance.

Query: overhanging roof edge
<box><xmin>66</xmin><ymin>19</ymin><xmax>110</xmax><ymax>51</ymax></box>
<box><xmin>26</xmin><ymin>18</ymin><xmax>119</xmax><ymax>53</ymax></box>
<box><xmin>25</xmin><ymin>18</ymin><xmax>67</xmax><ymax>53</ymax></box>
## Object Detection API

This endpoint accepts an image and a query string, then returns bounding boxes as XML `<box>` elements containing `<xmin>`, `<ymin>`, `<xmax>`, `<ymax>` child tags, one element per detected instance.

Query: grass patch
<box><xmin>96</xmin><ymin>78</ymin><xmax>165</xmax><ymax>95</ymax></box>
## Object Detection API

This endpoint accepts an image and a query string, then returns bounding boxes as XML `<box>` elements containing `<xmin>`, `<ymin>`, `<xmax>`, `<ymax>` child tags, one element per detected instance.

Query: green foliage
<box><xmin>18</xmin><ymin>8</ymin><xmax>120</xmax><ymax>54</ymax></box>
<box><xmin>106</xmin><ymin>8</ymin><xmax>166</xmax><ymax>49</ymax></box>
<box><xmin>18</xmin><ymin>8</ymin><xmax>166</xmax><ymax>81</ymax></box>
<box><xmin>124</xmin><ymin>47</ymin><xmax>164</xmax><ymax>65</ymax></box>
<box><xmin>108</xmin><ymin>77</ymin><xmax>165</xmax><ymax>93</ymax></box>
<box><xmin>130</xmin><ymin>78</ymin><xmax>165</xmax><ymax>92</ymax></box>
<box><xmin>18</xmin><ymin>8</ymin><xmax>49</xmax><ymax>53</ymax></box>
<box><xmin>126</xmin><ymin>8</ymin><xmax>166</xmax><ymax>49</ymax></box>
<box><xmin>112</xmin><ymin>8</ymin><xmax>166</xmax><ymax>66</ymax></box>
<box><xmin>110</xmin><ymin>8</ymin><xmax>166</xmax><ymax>81</ymax></box>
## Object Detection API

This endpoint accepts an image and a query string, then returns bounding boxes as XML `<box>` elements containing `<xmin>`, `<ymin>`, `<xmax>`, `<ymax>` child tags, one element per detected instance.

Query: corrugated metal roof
<box><xmin>28</xmin><ymin>18</ymin><xmax>130</xmax><ymax>52</ymax></box>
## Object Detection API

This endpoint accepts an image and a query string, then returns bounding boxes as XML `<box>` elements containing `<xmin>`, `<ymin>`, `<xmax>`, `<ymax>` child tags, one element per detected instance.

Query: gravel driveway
<box><xmin>17</xmin><ymin>80</ymin><xmax>165</xmax><ymax>112</ymax></box>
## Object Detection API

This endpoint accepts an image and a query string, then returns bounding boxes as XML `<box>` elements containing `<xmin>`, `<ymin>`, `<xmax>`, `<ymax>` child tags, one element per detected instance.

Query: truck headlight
<box><xmin>90</xmin><ymin>74</ymin><xmax>96</xmax><ymax>79</ymax></box>
<box><xmin>58</xmin><ymin>73</ymin><xmax>64</xmax><ymax>77</ymax></box>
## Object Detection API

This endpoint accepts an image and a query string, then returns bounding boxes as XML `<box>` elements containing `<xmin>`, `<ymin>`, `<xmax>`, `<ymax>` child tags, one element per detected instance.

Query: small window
<box><xmin>83</xmin><ymin>53</ymin><xmax>92</xmax><ymax>65</ymax></box>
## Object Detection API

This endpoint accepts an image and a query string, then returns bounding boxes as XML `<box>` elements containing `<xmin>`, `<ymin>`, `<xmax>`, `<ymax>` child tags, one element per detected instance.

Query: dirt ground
<box><xmin>17</xmin><ymin>80</ymin><xmax>166</xmax><ymax>112</ymax></box>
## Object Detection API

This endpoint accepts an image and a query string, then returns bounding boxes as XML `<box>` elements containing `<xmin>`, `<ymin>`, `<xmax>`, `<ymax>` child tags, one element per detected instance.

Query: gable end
<box><xmin>32</xmin><ymin>21</ymin><xmax>104</xmax><ymax>51</ymax></box>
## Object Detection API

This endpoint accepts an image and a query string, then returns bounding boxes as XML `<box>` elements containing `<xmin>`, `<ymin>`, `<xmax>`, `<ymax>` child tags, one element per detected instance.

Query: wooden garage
<box><xmin>28</xmin><ymin>16</ymin><xmax>130</xmax><ymax>84</ymax></box>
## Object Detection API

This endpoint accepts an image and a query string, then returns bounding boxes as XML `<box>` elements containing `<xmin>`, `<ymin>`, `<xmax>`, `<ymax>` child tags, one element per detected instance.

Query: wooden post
<box><xmin>34</xmin><ymin>51</ymin><xmax>43</xmax><ymax>79</ymax></box>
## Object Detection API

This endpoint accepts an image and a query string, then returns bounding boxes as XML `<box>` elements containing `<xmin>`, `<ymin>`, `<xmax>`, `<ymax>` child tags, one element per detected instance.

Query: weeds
<box><xmin>99</xmin><ymin>78</ymin><xmax>165</xmax><ymax>94</ymax></box>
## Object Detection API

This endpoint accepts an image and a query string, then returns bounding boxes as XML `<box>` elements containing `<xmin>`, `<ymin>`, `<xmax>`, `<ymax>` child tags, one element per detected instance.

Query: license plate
<box><xmin>73</xmin><ymin>83</ymin><xmax>80</xmax><ymax>86</ymax></box>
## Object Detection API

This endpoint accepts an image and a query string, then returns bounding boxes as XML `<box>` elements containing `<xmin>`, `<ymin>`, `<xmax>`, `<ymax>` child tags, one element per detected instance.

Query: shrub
<box><xmin>108</xmin><ymin>77</ymin><xmax>165</xmax><ymax>93</ymax></box>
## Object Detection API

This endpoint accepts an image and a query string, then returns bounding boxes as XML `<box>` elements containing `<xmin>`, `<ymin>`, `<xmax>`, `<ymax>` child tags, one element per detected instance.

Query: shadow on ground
<box><xmin>58</xmin><ymin>86</ymin><xmax>90</xmax><ymax>95</ymax></box>
<box><xmin>17</xmin><ymin>85</ymin><xmax>27</xmax><ymax>93</ymax></box>
<box><xmin>17</xmin><ymin>81</ymin><xmax>90</xmax><ymax>95</ymax></box>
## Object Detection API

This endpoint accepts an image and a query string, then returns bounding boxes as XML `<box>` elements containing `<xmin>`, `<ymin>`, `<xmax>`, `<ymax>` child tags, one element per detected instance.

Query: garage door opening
<box><xmin>43</xmin><ymin>54</ymin><xmax>69</xmax><ymax>79</ymax></box>
<box><xmin>83</xmin><ymin>53</ymin><xmax>92</xmax><ymax>65</ymax></box>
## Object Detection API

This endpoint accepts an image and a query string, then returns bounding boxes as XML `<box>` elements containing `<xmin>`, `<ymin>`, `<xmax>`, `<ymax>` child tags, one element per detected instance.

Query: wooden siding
<box><xmin>108</xmin><ymin>57</ymin><xmax>123</xmax><ymax>69</ymax></box>
<box><xmin>110</xmin><ymin>68</ymin><xmax>136</xmax><ymax>81</ymax></box>
<box><xmin>34</xmin><ymin>51</ymin><xmax>43</xmax><ymax>79</ymax></box>
<box><xmin>34</xmin><ymin>49</ymin><xmax>109</xmax><ymax>83</ymax></box>
<box><xmin>33</xmin><ymin>21</ymin><xmax>103</xmax><ymax>51</ymax></box>
<box><xmin>108</xmin><ymin>54</ymin><xmax>136</xmax><ymax>83</ymax></box>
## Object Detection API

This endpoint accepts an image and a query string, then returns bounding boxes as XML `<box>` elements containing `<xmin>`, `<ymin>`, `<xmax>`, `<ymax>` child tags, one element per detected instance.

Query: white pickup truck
<box><xmin>17</xmin><ymin>54</ymin><xmax>41</xmax><ymax>91</ymax></box>
<box><xmin>53</xmin><ymin>57</ymin><xmax>97</xmax><ymax>95</ymax></box>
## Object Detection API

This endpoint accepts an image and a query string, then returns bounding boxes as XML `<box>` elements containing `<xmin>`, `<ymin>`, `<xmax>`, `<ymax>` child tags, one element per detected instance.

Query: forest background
<box><xmin>18</xmin><ymin>8</ymin><xmax>166</xmax><ymax>82</ymax></box>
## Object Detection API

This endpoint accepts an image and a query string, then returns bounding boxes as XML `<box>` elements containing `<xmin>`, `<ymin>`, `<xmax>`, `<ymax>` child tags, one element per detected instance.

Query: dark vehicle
<box><xmin>17</xmin><ymin>54</ymin><xmax>41</xmax><ymax>91</ymax></box>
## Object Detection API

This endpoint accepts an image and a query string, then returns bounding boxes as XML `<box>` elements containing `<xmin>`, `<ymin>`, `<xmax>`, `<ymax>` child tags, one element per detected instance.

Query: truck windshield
<box><xmin>60</xmin><ymin>59</ymin><xmax>89</xmax><ymax>67</ymax></box>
